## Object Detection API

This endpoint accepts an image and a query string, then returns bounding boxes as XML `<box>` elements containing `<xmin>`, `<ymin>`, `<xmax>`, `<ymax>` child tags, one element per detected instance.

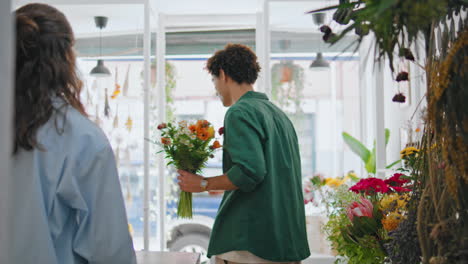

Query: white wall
<box><xmin>359</xmin><ymin>36</ymin><xmax>427</xmax><ymax>174</ymax></box>
<box><xmin>0</xmin><ymin>0</ymin><xmax>14</xmax><ymax>261</ymax></box>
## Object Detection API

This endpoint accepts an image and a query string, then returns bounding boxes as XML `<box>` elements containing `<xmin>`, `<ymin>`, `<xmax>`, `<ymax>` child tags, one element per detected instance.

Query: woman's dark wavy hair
<box><xmin>14</xmin><ymin>3</ymin><xmax>86</xmax><ymax>153</ymax></box>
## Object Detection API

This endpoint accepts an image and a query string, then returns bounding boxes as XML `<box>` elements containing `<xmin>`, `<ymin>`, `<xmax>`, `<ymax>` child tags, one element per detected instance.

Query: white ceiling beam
<box><xmin>14</xmin><ymin>0</ymin><xmax>144</xmax><ymax>7</ymax></box>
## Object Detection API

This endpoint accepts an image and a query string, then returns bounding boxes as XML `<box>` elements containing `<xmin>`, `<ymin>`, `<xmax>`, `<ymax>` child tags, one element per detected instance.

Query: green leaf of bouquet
<box><xmin>341</xmin><ymin>226</ymin><xmax>360</xmax><ymax>244</ymax></box>
<box><xmin>311</xmin><ymin>176</ymin><xmax>324</xmax><ymax>186</ymax></box>
<box><xmin>353</xmin><ymin>216</ymin><xmax>378</xmax><ymax>237</ymax></box>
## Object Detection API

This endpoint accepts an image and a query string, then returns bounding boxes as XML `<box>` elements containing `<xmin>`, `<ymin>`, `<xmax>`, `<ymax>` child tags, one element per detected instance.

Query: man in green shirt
<box><xmin>178</xmin><ymin>44</ymin><xmax>310</xmax><ymax>264</ymax></box>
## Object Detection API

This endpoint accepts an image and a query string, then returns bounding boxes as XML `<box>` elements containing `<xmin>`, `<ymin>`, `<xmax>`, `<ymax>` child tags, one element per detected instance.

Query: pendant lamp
<box><xmin>310</xmin><ymin>13</ymin><xmax>330</xmax><ymax>70</ymax></box>
<box><xmin>90</xmin><ymin>16</ymin><xmax>111</xmax><ymax>77</ymax></box>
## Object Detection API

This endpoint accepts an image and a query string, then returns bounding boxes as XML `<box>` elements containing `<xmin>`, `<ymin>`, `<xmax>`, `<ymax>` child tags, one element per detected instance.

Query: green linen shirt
<box><xmin>207</xmin><ymin>91</ymin><xmax>310</xmax><ymax>262</ymax></box>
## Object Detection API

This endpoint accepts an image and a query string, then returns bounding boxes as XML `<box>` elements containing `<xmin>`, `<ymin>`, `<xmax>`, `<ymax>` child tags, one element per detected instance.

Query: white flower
<box><xmin>188</xmin><ymin>143</ymin><xmax>194</xmax><ymax>148</ymax></box>
<box><xmin>182</xmin><ymin>127</ymin><xmax>191</xmax><ymax>135</ymax></box>
<box><xmin>190</xmin><ymin>134</ymin><xmax>196</xmax><ymax>140</ymax></box>
<box><xmin>178</xmin><ymin>120</ymin><xmax>188</xmax><ymax>127</ymax></box>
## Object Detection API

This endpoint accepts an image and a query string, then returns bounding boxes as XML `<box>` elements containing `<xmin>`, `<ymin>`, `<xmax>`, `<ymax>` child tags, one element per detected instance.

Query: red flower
<box><xmin>157</xmin><ymin>123</ymin><xmax>167</xmax><ymax>130</ymax></box>
<box><xmin>218</xmin><ymin>127</ymin><xmax>224</xmax><ymax>135</ymax></box>
<box><xmin>391</xmin><ymin>186</ymin><xmax>412</xmax><ymax>193</ymax></box>
<box><xmin>349</xmin><ymin>178</ymin><xmax>389</xmax><ymax>194</ymax></box>
<box><xmin>384</xmin><ymin>173</ymin><xmax>409</xmax><ymax>187</ymax></box>
<box><xmin>161</xmin><ymin>137</ymin><xmax>171</xmax><ymax>145</ymax></box>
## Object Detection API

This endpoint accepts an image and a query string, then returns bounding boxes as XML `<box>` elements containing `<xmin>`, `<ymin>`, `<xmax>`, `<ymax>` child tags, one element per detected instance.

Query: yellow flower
<box><xmin>325</xmin><ymin>178</ymin><xmax>342</xmax><ymax>187</ymax></box>
<box><xmin>347</xmin><ymin>171</ymin><xmax>358</xmax><ymax>179</ymax></box>
<box><xmin>380</xmin><ymin>194</ymin><xmax>397</xmax><ymax>211</ymax></box>
<box><xmin>125</xmin><ymin>117</ymin><xmax>133</xmax><ymax>132</ymax></box>
<box><xmin>382</xmin><ymin>211</ymin><xmax>405</xmax><ymax>231</ymax></box>
<box><xmin>380</xmin><ymin>193</ymin><xmax>409</xmax><ymax>212</ymax></box>
<box><xmin>207</xmin><ymin>126</ymin><xmax>215</xmax><ymax>138</ymax></box>
<box><xmin>400</xmin><ymin>146</ymin><xmax>420</xmax><ymax>159</ymax></box>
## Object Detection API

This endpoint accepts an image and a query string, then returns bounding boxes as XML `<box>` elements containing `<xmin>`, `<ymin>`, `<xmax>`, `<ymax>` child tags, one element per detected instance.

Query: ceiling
<box><xmin>13</xmin><ymin>0</ymin><xmax>358</xmax><ymax>56</ymax></box>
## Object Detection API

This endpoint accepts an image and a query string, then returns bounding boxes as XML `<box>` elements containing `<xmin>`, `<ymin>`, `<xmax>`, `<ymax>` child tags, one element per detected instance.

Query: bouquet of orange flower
<box><xmin>157</xmin><ymin>120</ymin><xmax>221</xmax><ymax>218</ymax></box>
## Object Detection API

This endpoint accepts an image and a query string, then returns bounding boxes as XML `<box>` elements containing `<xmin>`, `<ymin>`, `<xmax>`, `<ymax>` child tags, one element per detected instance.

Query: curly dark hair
<box><xmin>206</xmin><ymin>43</ymin><xmax>261</xmax><ymax>85</ymax></box>
<box><xmin>14</xmin><ymin>3</ymin><xmax>86</xmax><ymax>153</ymax></box>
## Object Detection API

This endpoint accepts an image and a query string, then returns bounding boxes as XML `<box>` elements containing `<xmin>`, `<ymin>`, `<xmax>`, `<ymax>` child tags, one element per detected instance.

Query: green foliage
<box><xmin>342</xmin><ymin>132</ymin><xmax>371</xmax><ymax>163</ymax></box>
<box><xmin>311</xmin><ymin>174</ymin><xmax>326</xmax><ymax>187</ymax></box>
<box><xmin>146</xmin><ymin>61</ymin><xmax>177</xmax><ymax>121</ymax></box>
<box><xmin>165</xmin><ymin>62</ymin><xmax>177</xmax><ymax>121</ymax></box>
<box><xmin>158</xmin><ymin>121</ymin><xmax>219</xmax><ymax>218</ymax></box>
<box><xmin>271</xmin><ymin>62</ymin><xmax>304</xmax><ymax>113</ymax></box>
<box><xmin>342</xmin><ymin>129</ymin><xmax>399</xmax><ymax>175</ymax></box>
<box><xmin>308</xmin><ymin>0</ymin><xmax>467</xmax><ymax>72</ymax></box>
<box><xmin>160</xmin><ymin>122</ymin><xmax>215</xmax><ymax>174</ymax></box>
<box><xmin>324</xmin><ymin>208</ymin><xmax>387</xmax><ymax>264</ymax></box>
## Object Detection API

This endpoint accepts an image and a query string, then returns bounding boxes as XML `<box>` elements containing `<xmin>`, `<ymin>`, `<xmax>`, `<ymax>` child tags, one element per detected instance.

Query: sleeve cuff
<box><xmin>226</xmin><ymin>165</ymin><xmax>258</xmax><ymax>192</ymax></box>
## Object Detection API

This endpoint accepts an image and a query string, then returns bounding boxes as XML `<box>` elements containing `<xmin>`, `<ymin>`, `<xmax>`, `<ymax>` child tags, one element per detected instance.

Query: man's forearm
<box><xmin>206</xmin><ymin>174</ymin><xmax>239</xmax><ymax>191</ymax></box>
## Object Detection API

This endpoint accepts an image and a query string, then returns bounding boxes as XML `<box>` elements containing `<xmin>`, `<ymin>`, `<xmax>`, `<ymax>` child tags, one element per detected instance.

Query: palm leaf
<box><xmin>386</xmin><ymin>159</ymin><xmax>401</xmax><ymax>169</ymax></box>
<box><xmin>342</xmin><ymin>132</ymin><xmax>371</xmax><ymax>163</ymax></box>
<box><xmin>365</xmin><ymin>147</ymin><xmax>376</xmax><ymax>174</ymax></box>
<box><xmin>385</xmin><ymin>128</ymin><xmax>390</xmax><ymax>146</ymax></box>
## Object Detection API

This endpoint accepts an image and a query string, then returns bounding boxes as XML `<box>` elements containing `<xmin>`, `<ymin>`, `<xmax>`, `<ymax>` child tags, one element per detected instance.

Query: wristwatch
<box><xmin>200</xmin><ymin>178</ymin><xmax>208</xmax><ymax>191</ymax></box>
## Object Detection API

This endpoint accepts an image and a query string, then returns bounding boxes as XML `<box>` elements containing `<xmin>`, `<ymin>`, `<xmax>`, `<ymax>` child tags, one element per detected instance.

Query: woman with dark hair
<box><xmin>2</xmin><ymin>3</ymin><xmax>136</xmax><ymax>264</ymax></box>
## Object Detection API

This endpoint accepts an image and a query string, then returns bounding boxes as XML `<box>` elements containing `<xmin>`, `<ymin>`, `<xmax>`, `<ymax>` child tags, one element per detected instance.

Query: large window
<box><xmin>24</xmin><ymin>1</ymin><xmax>364</xmax><ymax>260</ymax></box>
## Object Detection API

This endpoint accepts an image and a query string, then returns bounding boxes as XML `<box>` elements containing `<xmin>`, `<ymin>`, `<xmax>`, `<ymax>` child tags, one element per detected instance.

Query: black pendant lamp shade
<box><xmin>90</xmin><ymin>16</ymin><xmax>111</xmax><ymax>77</ymax></box>
<box><xmin>90</xmin><ymin>59</ymin><xmax>111</xmax><ymax>77</ymax></box>
<box><xmin>309</xmin><ymin>52</ymin><xmax>330</xmax><ymax>69</ymax></box>
<box><xmin>310</xmin><ymin>13</ymin><xmax>330</xmax><ymax>70</ymax></box>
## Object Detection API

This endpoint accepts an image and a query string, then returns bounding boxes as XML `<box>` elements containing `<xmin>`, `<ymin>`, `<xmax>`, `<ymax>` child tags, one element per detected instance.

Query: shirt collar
<box><xmin>237</xmin><ymin>91</ymin><xmax>269</xmax><ymax>102</ymax></box>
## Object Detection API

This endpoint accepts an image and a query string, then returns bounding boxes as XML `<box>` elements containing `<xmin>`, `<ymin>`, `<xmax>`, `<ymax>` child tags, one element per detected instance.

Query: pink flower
<box><xmin>346</xmin><ymin>197</ymin><xmax>374</xmax><ymax>222</ymax></box>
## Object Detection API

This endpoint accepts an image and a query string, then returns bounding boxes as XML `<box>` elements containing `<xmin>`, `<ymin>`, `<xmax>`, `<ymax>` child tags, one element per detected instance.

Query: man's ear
<box><xmin>219</xmin><ymin>69</ymin><xmax>227</xmax><ymax>82</ymax></box>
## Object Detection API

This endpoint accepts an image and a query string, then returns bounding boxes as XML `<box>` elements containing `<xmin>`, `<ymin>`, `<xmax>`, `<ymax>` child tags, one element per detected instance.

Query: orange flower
<box><xmin>197</xmin><ymin>120</ymin><xmax>210</xmax><ymax>128</ymax></box>
<box><xmin>197</xmin><ymin>131</ymin><xmax>210</xmax><ymax>141</ymax></box>
<box><xmin>188</xmin><ymin>124</ymin><xmax>197</xmax><ymax>133</ymax></box>
<box><xmin>381</xmin><ymin>212</ymin><xmax>404</xmax><ymax>231</ymax></box>
<box><xmin>161</xmin><ymin>137</ymin><xmax>171</xmax><ymax>145</ymax></box>
<box><xmin>211</xmin><ymin>140</ymin><xmax>222</xmax><ymax>149</ymax></box>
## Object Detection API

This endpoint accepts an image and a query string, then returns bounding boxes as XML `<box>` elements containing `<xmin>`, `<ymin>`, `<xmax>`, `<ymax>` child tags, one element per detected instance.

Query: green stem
<box><xmin>177</xmin><ymin>191</ymin><xmax>193</xmax><ymax>219</ymax></box>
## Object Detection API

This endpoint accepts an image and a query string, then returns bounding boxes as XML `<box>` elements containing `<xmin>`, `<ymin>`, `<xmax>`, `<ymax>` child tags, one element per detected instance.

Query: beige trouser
<box><xmin>215</xmin><ymin>257</ymin><xmax>301</xmax><ymax>264</ymax></box>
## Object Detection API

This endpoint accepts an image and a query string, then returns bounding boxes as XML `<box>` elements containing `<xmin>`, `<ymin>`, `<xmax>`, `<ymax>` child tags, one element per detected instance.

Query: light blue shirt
<box><xmin>2</xmin><ymin>99</ymin><xmax>136</xmax><ymax>264</ymax></box>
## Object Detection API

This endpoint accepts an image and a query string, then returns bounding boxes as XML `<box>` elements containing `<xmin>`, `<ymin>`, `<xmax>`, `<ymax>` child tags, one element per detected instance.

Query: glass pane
<box><xmin>269</xmin><ymin>1</ymin><xmax>361</xmax><ymax>256</ymax></box>
<box><xmin>70</xmin><ymin>3</ymin><xmax>147</xmax><ymax>250</ymax></box>
<box><xmin>269</xmin><ymin>1</ymin><xmax>361</xmax><ymax>181</ymax></box>
<box><xmin>162</xmin><ymin>30</ymin><xmax>254</xmax><ymax>264</ymax></box>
